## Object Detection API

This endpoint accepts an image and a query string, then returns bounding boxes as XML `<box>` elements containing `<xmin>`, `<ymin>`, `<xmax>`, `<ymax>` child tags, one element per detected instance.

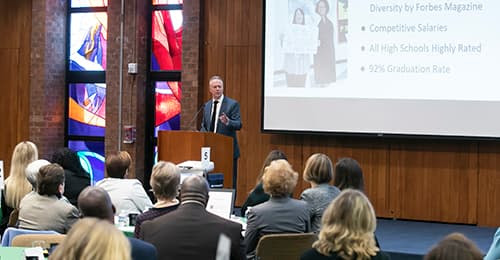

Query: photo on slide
<box><xmin>270</xmin><ymin>0</ymin><xmax>348</xmax><ymax>89</ymax></box>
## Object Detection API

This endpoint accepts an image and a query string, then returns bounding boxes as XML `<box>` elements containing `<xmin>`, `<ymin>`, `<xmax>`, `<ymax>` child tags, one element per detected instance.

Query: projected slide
<box><xmin>263</xmin><ymin>0</ymin><xmax>500</xmax><ymax>138</ymax></box>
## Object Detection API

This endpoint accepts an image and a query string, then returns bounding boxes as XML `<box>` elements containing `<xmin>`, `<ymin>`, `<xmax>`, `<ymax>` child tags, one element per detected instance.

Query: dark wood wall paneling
<box><xmin>0</xmin><ymin>0</ymin><xmax>31</xmax><ymax>176</ymax></box>
<box><xmin>202</xmin><ymin>0</ymin><xmax>500</xmax><ymax>226</ymax></box>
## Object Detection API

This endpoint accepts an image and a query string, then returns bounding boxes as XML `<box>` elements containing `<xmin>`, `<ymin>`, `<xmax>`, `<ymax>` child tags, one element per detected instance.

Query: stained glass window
<box><xmin>153</xmin><ymin>0</ymin><xmax>183</xmax><ymax>6</ymax></box>
<box><xmin>67</xmin><ymin>1</ymin><xmax>107</xmax><ymax>179</ymax></box>
<box><xmin>151</xmin><ymin>10</ymin><xmax>183</xmax><ymax>71</ymax></box>
<box><xmin>155</xmin><ymin>81</ymin><xmax>181</xmax><ymax>136</ymax></box>
<box><xmin>70</xmin><ymin>12</ymin><xmax>108</xmax><ymax>71</ymax></box>
<box><xmin>71</xmin><ymin>0</ymin><xmax>108</xmax><ymax>8</ymax></box>
<box><xmin>68</xmin><ymin>140</ymin><xmax>105</xmax><ymax>184</ymax></box>
<box><xmin>68</xmin><ymin>83</ymin><xmax>106</xmax><ymax>137</ymax></box>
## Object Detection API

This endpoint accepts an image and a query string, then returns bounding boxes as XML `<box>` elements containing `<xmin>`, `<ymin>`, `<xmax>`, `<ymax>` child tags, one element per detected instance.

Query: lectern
<box><xmin>157</xmin><ymin>131</ymin><xmax>234</xmax><ymax>188</ymax></box>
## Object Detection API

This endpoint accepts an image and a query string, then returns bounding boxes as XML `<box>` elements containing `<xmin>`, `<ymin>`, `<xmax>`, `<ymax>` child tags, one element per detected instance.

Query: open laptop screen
<box><xmin>206</xmin><ymin>189</ymin><xmax>235</xmax><ymax>219</ymax></box>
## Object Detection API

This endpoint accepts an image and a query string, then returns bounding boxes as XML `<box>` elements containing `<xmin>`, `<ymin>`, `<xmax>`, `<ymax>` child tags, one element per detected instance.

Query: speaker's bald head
<box><xmin>77</xmin><ymin>186</ymin><xmax>115</xmax><ymax>223</ymax></box>
<box><xmin>180</xmin><ymin>175</ymin><xmax>209</xmax><ymax>205</ymax></box>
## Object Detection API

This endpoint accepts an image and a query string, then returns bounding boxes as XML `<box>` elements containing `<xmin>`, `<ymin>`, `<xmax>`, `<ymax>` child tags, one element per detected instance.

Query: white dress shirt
<box><xmin>96</xmin><ymin>178</ymin><xmax>153</xmax><ymax>215</ymax></box>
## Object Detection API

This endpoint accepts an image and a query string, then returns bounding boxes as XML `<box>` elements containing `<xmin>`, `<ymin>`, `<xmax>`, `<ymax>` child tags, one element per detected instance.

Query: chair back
<box><xmin>255</xmin><ymin>233</ymin><xmax>317</xmax><ymax>260</ymax></box>
<box><xmin>12</xmin><ymin>234</ymin><xmax>66</xmax><ymax>249</ymax></box>
<box><xmin>1</xmin><ymin>227</ymin><xmax>59</xmax><ymax>246</ymax></box>
<box><xmin>8</xmin><ymin>209</ymin><xmax>19</xmax><ymax>227</ymax></box>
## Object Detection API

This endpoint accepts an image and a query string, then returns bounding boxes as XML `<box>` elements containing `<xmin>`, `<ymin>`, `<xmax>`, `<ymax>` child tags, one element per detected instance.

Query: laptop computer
<box><xmin>206</xmin><ymin>189</ymin><xmax>235</xmax><ymax>219</ymax></box>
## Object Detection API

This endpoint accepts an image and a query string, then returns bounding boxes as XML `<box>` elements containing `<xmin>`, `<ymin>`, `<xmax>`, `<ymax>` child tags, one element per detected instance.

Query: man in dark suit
<box><xmin>200</xmin><ymin>75</ymin><xmax>242</xmax><ymax>189</ymax></box>
<box><xmin>77</xmin><ymin>187</ymin><xmax>157</xmax><ymax>260</ymax></box>
<box><xmin>139</xmin><ymin>175</ymin><xmax>245</xmax><ymax>260</ymax></box>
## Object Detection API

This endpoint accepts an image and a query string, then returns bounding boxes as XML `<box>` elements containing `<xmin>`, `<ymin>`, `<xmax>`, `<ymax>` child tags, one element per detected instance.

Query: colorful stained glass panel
<box><xmin>68</xmin><ymin>83</ymin><xmax>106</xmax><ymax>137</ymax></box>
<box><xmin>151</xmin><ymin>10</ymin><xmax>183</xmax><ymax>71</ymax></box>
<box><xmin>68</xmin><ymin>140</ymin><xmax>105</xmax><ymax>185</ymax></box>
<box><xmin>70</xmin><ymin>12</ymin><xmax>108</xmax><ymax>71</ymax></box>
<box><xmin>71</xmin><ymin>0</ymin><xmax>108</xmax><ymax>8</ymax></box>
<box><xmin>155</xmin><ymin>81</ymin><xmax>181</xmax><ymax>136</ymax></box>
<box><xmin>153</xmin><ymin>0</ymin><xmax>183</xmax><ymax>5</ymax></box>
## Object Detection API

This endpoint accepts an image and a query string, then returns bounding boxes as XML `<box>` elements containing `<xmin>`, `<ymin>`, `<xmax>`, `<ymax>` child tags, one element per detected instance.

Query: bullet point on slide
<box><xmin>361</xmin><ymin>26</ymin><xmax>365</xmax><ymax>31</ymax></box>
<box><xmin>361</xmin><ymin>66</ymin><xmax>365</xmax><ymax>71</ymax></box>
<box><xmin>361</xmin><ymin>46</ymin><xmax>365</xmax><ymax>51</ymax></box>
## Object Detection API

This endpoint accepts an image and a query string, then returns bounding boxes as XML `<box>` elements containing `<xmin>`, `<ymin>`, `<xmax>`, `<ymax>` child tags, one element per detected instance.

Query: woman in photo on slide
<box><xmin>284</xmin><ymin>8</ymin><xmax>312</xmax><ymax>88</ymax></box>
<box><xmin>314</xmin><ymin>0</ymin><xmax>336</xmax><ymax>86</ymax></box>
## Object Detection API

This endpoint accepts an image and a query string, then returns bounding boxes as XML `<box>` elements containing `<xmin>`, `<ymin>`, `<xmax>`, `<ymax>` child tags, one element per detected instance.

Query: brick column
<box><xmin>181</xmin><ymin>0</ymin><xmax>203</xmax><ymax>130</ymax></box>
<box><xmin>106</xmin><ymin>0</ymin><xmax>149</xmax><ymax>180</ymax></box>
<box><xmin>29</xmin><ymin>0</ymin><xmax>66</xmax><ymax>159</ymax></box>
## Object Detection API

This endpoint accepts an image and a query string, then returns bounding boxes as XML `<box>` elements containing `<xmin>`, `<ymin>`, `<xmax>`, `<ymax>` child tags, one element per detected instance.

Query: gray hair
<box><xmin>25</xmin><ymin>159</ymin><xmax>51</xmax><ymax>189</ymax></box>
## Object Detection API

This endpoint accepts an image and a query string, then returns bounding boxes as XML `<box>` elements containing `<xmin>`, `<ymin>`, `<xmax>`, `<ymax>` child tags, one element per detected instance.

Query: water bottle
<box><xmin>118</xmin><ymin>210</ymin><xmax>129</xmax><ymax>227</ymax></box>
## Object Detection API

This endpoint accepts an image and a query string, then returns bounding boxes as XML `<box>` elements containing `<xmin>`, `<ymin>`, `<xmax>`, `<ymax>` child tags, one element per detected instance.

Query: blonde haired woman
<box><xmin>50</xmin><ymin>218</ymin><xmax>131</xmax><ymax>260</ymax></box>
<box><xmin>1</xmin><ymin>141</ymin><xmax>38</xmax><ymax>233</ymax></box>
<box><xmin>301</xmin><ymin>189</ymin><xmax>389</xmax><ymax>260</ymax></box>
<box><xmin>134</xmin><ymin>161</ymin><xmax>180</xmax><ymax>238</ymax></box>
<box><xmin>244</xmin><ymin>159</ymin><xmax>310</xmax><ymax>258</ymax></box>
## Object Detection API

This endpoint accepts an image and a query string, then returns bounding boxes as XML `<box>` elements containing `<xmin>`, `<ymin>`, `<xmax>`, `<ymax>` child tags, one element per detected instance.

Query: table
<box><xmin>118</xmin><ymin>225</ymin><xmax>135</xmax><ymax>238</ymax></box>
<box><xmin>0</xmin><ymin>247</ymin><xmax>25</xmax><ymax>259</ymax></box>
<box><xmin>0</xmin><ymin>246</ymin><xmax>46</xmax><ymax>260</ymax></box>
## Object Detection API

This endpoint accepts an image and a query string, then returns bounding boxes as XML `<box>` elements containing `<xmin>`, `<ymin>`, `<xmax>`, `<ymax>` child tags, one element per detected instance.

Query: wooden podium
<box><xmin>157</xmin><ymin>131</ymin><xmax>234</xmax><ymax>188</ymax></box>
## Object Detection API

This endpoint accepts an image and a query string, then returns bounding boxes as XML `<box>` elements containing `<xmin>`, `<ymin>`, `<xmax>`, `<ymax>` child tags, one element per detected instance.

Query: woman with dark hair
<box><xmin>241</xmin><ymin>150</ymin><xmax>288</xmax><ymax>216</ymax></box>
<box><xmin>314</xmin><ymin>0</ymin><xmax>336</xmax><ymax>85</ymax></box>
<box><xmin>333</xmin><ymin>157</ymin><xmax>364</xmax><ymax>191</ymax></box>
<box><xmin>51</xmin><ymin>148</ymin><xmax>91</xmax><ymax>206</ymax></box>
<box><xmin>18</xmin><ymin>164</ymin><xmax>79</xmax><ymax>233</ymax></box>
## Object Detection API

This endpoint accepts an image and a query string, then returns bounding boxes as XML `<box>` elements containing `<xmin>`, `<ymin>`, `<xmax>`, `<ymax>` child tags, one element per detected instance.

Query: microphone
<box><xmin>187</xmin><ymin>104</ymin><xmax>205</xmax><ymax>130</ymax></box>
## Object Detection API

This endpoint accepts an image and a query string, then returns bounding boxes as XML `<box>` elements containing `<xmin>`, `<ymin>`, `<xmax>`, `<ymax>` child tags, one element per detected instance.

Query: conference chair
<box><xmin>255</xmin><ymin>233</ymin><xmax>317</xmax><ymax>260</ymax></box>
<box><xmin>1</xmin><ymin>227</ymin><xmax>59</xmax><ymax>246</ymax></box>
<box><xmin>12</xmin><ymin>234</ymin><xmax>66</xmax><ymax>249</ymax></box>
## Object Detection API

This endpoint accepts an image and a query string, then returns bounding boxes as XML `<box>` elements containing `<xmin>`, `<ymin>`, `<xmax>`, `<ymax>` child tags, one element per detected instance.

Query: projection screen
<box><xmin>262</xmin><ymin>0</ymin><xmax>500</xmax><ymax>138</ymax></box>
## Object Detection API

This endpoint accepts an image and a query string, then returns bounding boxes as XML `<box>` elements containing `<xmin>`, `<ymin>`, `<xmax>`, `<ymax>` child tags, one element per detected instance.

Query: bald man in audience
<box><xmin>139</xmin><ymin>175</ymin><xmax>245</xmax><ymax>260</ymax></box>
<box><xmin>77</xmin><ymin>186</ymin><xmax>157</xmax><ymax>260</ymax></box>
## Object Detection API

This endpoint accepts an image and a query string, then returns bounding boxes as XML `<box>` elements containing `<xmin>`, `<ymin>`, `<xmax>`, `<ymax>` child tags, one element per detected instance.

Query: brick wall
<box><xmin>29</xmin><ymin>0</ymin><xmax>66</xmax><ymax>159</ymax></box>
<box><xmin>106</xmin><ymin>0</ymin><xmax>149</xmax><ymax>180</ymax></box>
<box><xmin>181</xmin><ymin>0</ymin><xmax>202</xmax><ymax>130</ymax></box>
<box><xmin>28</xmin><ymin>0</ymin><xmax>202</xmax><ymax>180</ymax></box>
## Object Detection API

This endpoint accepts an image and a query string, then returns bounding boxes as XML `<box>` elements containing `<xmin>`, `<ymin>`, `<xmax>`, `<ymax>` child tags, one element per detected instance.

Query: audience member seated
<box><xmin>134</xmin><ymin>161</ymin><xmax>180</xmax><ymax>238</ymax></box>
<box><xmin>301</xmin><ymin>189</ymin><xmax>389</xmax><ymax>260</ymax></box>
<box><xmin>51</xmin><ymin>218</ymin><xmax>131</xmax><ymax>260</ymax></box>
<box><xmin>424</xmin><ymin>232</ymin><xmax>483</xmax><ymax>260</ymax></box>
<box><xmin>140</xmin><ymin>175</ymin><xmax>245</xmax><ymax>260</ymax></box>
<box><xmin>78</xmin><ymin>186</ymin><xmax>158</xmax><ymax>260</ymax></box>
<box><xmin>241</xmin><ymin>150</ymin><xmax>288</xmax><ymax>216</ymax></box>
<box><xmin>18</xmin><ymin>164</ymin><xmax>79</xmax><ymax>234</ymax></box>
<box><xmin>300</xmin><ymin>153</ymin><xmax>340</xmax><ymax>232</ymax></box>
<box><xmin>485</xmin><ymin>228</ymin><xmax>500</xmax><ymax>260</ymax></box>
<box><xmin>18</xmin><ymin>159</ymin><xmax>52</xmax><ymax>210</ymax></box>
<box><xmin>1</xmin><ymin>141</ymin><xmax>38</xmax><ymax>234</ymax></box>
<box><xmin>51</xmin><ymin>148</ymin><xmax>91</xmax><ymax>206</ymax></box>
<box><xmin>244</xmin><ymin>159</ymin><xmax>310</xmax><ymax>259</ymax></box>
<box><xmin>96</xmin><ymin>151</ymin><xmax>152</xmax><ymax>215</ymax></box>
<box><xmin>25</xmin><ymin>159</ymin><xmax>51</xmax><ymax>191</ymax></box>
<box><xmin>333</xmin><ymin>157</ymin><xmax>365</xmax><ymax>191</ymax></box>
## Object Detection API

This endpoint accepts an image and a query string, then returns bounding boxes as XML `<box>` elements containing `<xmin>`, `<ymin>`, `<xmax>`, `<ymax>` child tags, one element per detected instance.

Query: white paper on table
<box><xmin>216</xmin><ymin>233</ymin><xmax>231</xmax><ymax>260</ymax></box>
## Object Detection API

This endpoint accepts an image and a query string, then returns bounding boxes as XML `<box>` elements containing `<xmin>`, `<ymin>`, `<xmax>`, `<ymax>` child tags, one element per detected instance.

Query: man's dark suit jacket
<box><xmin>139</xmin><ymin>202</ymin><xmax>244</xmax><ymax>260</ymax></box>
<box><xmin>200</xmin><ymin>96</ymin><xmax>242</xmax><ymax>158</ymax></box>
<box><xmin>129</xmin><ymin>237</ymin><xmax>157</xmax><ymax>260</ymax></box>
